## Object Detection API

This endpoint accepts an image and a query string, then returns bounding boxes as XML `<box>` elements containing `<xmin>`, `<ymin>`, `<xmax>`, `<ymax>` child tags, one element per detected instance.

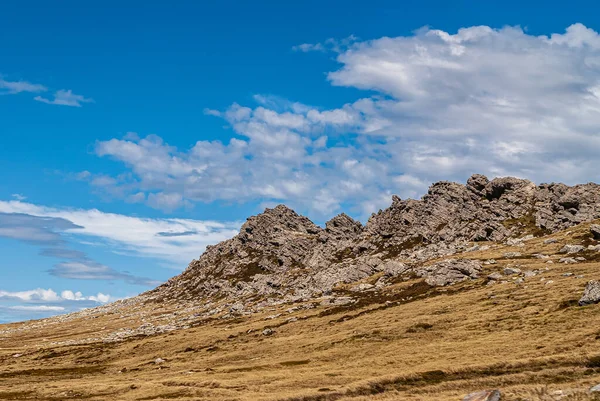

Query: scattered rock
<box><xmin>503</xmin><ymin>252</ymin><xmax>522</xmax><ymax>259</ymax></box>
<box><xmin>562</xmin><ymin>273</ymin><xmax>574</xmax><ymax>277</ymax></box>
<box><xmin>262</xmin><ymin>328</ymin><xmax>275</xmax><ymax>336</ymax></box>
<box><xmin>483</xmin><ymin>259</ymin><xmax>497</xmax><ymax>265</ymax></box>
<box><xmin>154</xmin><ymin>358</ymin><xmax>165</xmax><ymax>364</ymax></box>
<box><xmin>544</xmin><ymin>238</ymin><xmax>558</xmax><ymax>244</ymax></box>
<box><xmin>503</xmin><ymin>267</ymin><xmax>522</xmax><ymax>275</ymax></box>
<box><xmin>579</xmin><ymin>281</ymin><xmax>600</xmax><ymax>306</ymax></box>
<box><xmin>487</xmin><ymin>273</ymin><xmax>503</xmax><ymax>281</ymax></box>
<box><xmin>351</xmin><ymin>283</ymin><xmax>375</xmax><ymax>292</ymax></box>
<box><xmin>590</xmin><ymin>383</ymin><xmax>600</xmax><ymax>392</ymax></box>
<box><xmin>559</xmin><ymin>244</ymin><xmax>585</xmax><ymax>254</ymax></box>
<box><xmin>12</xmin><ymin>353</ymin><xmax>22</xmax><ymax>358</ymax></box>
<box><xmin>416</xmin><ymin>259</ymin><xmax>482</xmax><ymax>287</ymax></box>
<box><xmin>533</xmin><ymin>253</ymin><xmax>550</xmax><ymax>259</ymax></box>
<box><xmin>588</xmin><ymin>244</ymin><xmax>600</xmax><ymax>251</ymax></box>
<box><xmin>559</xmin><ymin>257</ymin><xmax>578</xmax><ymax>264</ymax></box>
<box><xmin>462</xmin><ymin>389</ymin><xmax>501</xmax><ymax>401</ymax></box>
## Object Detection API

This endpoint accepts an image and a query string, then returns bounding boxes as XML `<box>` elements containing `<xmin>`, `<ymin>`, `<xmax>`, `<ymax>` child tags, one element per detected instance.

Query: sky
<box><xmin>3</xmin><ymin>0</ymin><xmax>600</xmax><ymax>322</ymax></box>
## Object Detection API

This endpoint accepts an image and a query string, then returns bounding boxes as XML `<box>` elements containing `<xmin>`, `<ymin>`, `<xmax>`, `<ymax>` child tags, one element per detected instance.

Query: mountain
<box><xmin>4</xmin><ymin>174</ymin><xmax>600</xmax><ymax>400</ymax></box>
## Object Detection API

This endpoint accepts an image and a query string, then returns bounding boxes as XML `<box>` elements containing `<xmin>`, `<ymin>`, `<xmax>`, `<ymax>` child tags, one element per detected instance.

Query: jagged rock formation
<box><xmin>149</xmin><ymin>174</ymin><xmax>600</xmax><ymax>303</ymax></box>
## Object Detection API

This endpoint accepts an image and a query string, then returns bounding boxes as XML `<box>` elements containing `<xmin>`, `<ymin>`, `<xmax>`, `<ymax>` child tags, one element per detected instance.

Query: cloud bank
<box><xmin>86</xmin><ymin>24</ymin><xmax>600</xmax><ymax>217</ymax></box>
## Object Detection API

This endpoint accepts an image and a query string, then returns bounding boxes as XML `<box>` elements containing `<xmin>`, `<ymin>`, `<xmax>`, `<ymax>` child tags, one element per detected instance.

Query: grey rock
<box><xmin>559</xmin><ymin>244</ymin><xmax>585</xmax><ymax>254</ymax></box>
<box><xmin>503</xmin><ymin>267</ymin><xmax>522</xmax><ymax>275</ymax></box>
<box><xmin>487</xmin><ymin>273</ymin><xmax>503</xmax><ymax>281</ymax></box>
<box><xmin>544</xmin><ymin>238</ymin><xmax>558</xmax><ymax>244</ymax></box>
<box><xmin>417</xmin><ymin>259</ymin><xmax>482</xmax><ymax>287</ymax></box>
<box><xmin>590</xmin><ymin>383</ymin><xmax>600</xmax><ymax>392</ymax></box>
<box><xmin>579</xmin><ymin>280</ymin><xmax>600</xmax><ymax>306</ymax></box>
<box><xmin>559</xmin><ymin>257</ymin><xmax>578</xmax><ymax>264</ymax></box>
<box><xmin>262</xmin><ymin>328</ymin><xmax>275</xmax><ymax>336</ymax></box>
<box><xmin>351</xmin><ymin>283</ymin><xmax>375</xmax><ymax>292</ymax></box>
<box><xmin>154</xmin><ymin>358</ymin><xmax>165</xmax><ymax>364</ymax></box>
<box><xmin>503</xmin><ymin>252</ymin><xmax>522</xmax><ymax>259</ymax></box>
<box><xmin>591</xmin><ymin>224</ymin><xmax>600</xmax><ymax>240</ymax></box>
<box><xmin>588</xmin><ymin>244</ymin><xmax>600</xmax><ymax>251</ymax></box>
<box><xmin>145</xmin><ymin>175</ymin><xmax>600</xmax><ymax>306</ymax></box>
<box><xmin>462</xmin><ymin>389</ymin><xmax>501</xmax><ymax>401</ymax></box>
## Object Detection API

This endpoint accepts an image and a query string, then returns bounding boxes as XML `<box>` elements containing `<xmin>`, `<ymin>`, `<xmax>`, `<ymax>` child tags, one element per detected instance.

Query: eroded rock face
<box><xmin>151</xmin><ymin>175</ymin><xmax>600</xmax><ymax>303</ymax></box>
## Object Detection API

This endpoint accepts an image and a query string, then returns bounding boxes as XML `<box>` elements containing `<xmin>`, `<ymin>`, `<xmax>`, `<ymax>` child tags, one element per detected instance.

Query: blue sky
<box><xmin>3</xmin><ymin>0</ymin><xmax>600</xmax><ymax>322</ymax></box>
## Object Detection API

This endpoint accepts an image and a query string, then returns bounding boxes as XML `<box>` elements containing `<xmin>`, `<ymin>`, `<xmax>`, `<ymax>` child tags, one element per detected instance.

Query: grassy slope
<box><xmin>3</xmin><ymin>223</ymin><xmax>600</xmax><ymax>400</ymax></box>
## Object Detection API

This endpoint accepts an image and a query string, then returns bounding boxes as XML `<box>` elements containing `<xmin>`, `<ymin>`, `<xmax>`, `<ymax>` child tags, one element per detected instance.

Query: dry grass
<box><xmin>3</xmin><ymin>222</ymin><xmax>600</xmax><ymax>400</ymax></box>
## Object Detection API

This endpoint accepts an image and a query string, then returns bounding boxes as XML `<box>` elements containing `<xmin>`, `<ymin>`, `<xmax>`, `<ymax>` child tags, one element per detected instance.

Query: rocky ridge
<box><xmin>148</xmin><ymin>174</ymin><xmax>600</xmax><ymax>305</ymax></box>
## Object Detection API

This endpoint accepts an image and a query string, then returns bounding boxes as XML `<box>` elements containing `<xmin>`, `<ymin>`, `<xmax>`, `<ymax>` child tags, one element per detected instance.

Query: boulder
<box><xmin>417</xmin><ymin>259</ymin><xmax>482</xmax><ymax>287</ymax></box>
<box><xmin>579</xmin><ymin>281</ymin><xmax>600</xmax><ymax>306</ymax></box>
<box><xmin>559</xmin><ymin>244</ymin><xmax>585</xmax><ymax>254</ymax></box>
<box><xmin>591</xmin><ymin>224</ymin><xmax>600</xmax><ymax>240</ymax></box>
<box><xmin>503</xmin><ymin>267</ymin><xmax>522</xmax><ymax>275</ymax></box>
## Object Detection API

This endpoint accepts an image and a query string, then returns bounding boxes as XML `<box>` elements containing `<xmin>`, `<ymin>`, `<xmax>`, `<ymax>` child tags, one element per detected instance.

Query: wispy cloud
<box><xmin>0</xmin><ymin>200</ymin><xmax>241</xmax><ymax>265</ymax></box>
<box><xmin>0</xmin><ymin>211</ymin><xmax>159</xmax><ymax>286</ymax></box>
<box><xmin>51</xmin><ymin>260</ymin><xmax>160</xmax><ymax>286</ymax></box>
<box><xmin>293</xmin><ymin>35</ymin><xmax>358</xmax><ymax>53</ymax></box>
<box><xmin>34</xmin><ymin>89</ymin><xmax>94</xmax><ymax>107</ymax></box>
<box><xmin>0</xmin><ymin>78</ymin><xmax>47</xmax><ymax>94</ymax></box>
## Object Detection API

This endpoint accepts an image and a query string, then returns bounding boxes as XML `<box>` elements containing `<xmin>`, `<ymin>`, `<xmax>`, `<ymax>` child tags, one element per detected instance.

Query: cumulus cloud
<box><xmin>0</xmin><ymin>288</ymin><xmax>110</xmax><ymax>304</ymax></box>
<box><xmin>0</xmin><ymin>288</ymin><xmax>112</xmax><ymax>322</ymax></box>
<box><xmin>89</xmin><ymin>24</ymin><xmax>600</xmax><ymax>218</ymax></box>
<box><xmin>34</xmin><ymin>89</ymin><xmax>94</xmax><ymax>107</ymax></box>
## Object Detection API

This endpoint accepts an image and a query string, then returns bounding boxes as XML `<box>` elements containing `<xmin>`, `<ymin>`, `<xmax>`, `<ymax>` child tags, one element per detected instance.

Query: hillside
<box><xmin>4</xmin><ymin>175</ymin><xmax>600</xmax><ymax>400</ymax></box>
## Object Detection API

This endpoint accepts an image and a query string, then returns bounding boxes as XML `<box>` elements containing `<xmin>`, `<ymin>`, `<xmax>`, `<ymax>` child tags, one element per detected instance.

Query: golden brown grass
<box><xmin>3</xmin><ymin>222</ymin><xmax>600</xmax><ymax>400</ymax></box>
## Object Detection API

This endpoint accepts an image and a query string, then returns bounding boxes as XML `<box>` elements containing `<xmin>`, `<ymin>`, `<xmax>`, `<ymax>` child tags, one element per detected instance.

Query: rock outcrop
<box><xmin>150</xmin><ymin>174</ymin><xmax>600</xmax><ymax>303</ymax></box>
<box><xmin>579</xmin><ymin>281</ymin><xmax>600</xmax><ymax>306</ymax></box>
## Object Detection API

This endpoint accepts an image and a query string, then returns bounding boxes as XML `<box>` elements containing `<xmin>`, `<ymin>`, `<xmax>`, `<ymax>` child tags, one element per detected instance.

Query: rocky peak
<box><xmin>325</xmin><ymin>213</ymin><xmax>363</xmax><ymax>241</ymax></box>
<box><xmin>239</xmin><ymin>204</ymin><xmax>322</xmax><ymax>244</ymax></box>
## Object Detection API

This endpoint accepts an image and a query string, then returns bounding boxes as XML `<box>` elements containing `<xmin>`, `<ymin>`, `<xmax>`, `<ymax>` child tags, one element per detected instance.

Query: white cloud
<box><xmin>9</xmin><ymin>305</ymin><xmax>65</xmax><ymax>312</ymax></box>
<box><xmin>11</xmin><ymin>194</ymin><xmax>26</xmax><ymax>201</ymax></box>
<box><xmin>293</xmin><ymin>35</ymin><xmax>358</xmax><ymax>53</ymax></box>
<box><xmin>89</xmin><ymin>24</ymin><xmax>600</xmax><ymax>218</ymax></box>
<box><xmin>0</xmin><ymin>78</ymin><xmax>47</xmax><ymax>94</ymax></box>
<box><xmin>0</xmin><ymin>288</ymin><xmax>110</xmax><ymax>304</ymax></box>
<box><xmin>34</xmin><ymin>89</ymin><xmax>94</xmax><ymax>107</ymax></box>
<box><xmin>0</xmin><ymin>200</ymin><xmax>241</xmax><ymax>265</ymax></box>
